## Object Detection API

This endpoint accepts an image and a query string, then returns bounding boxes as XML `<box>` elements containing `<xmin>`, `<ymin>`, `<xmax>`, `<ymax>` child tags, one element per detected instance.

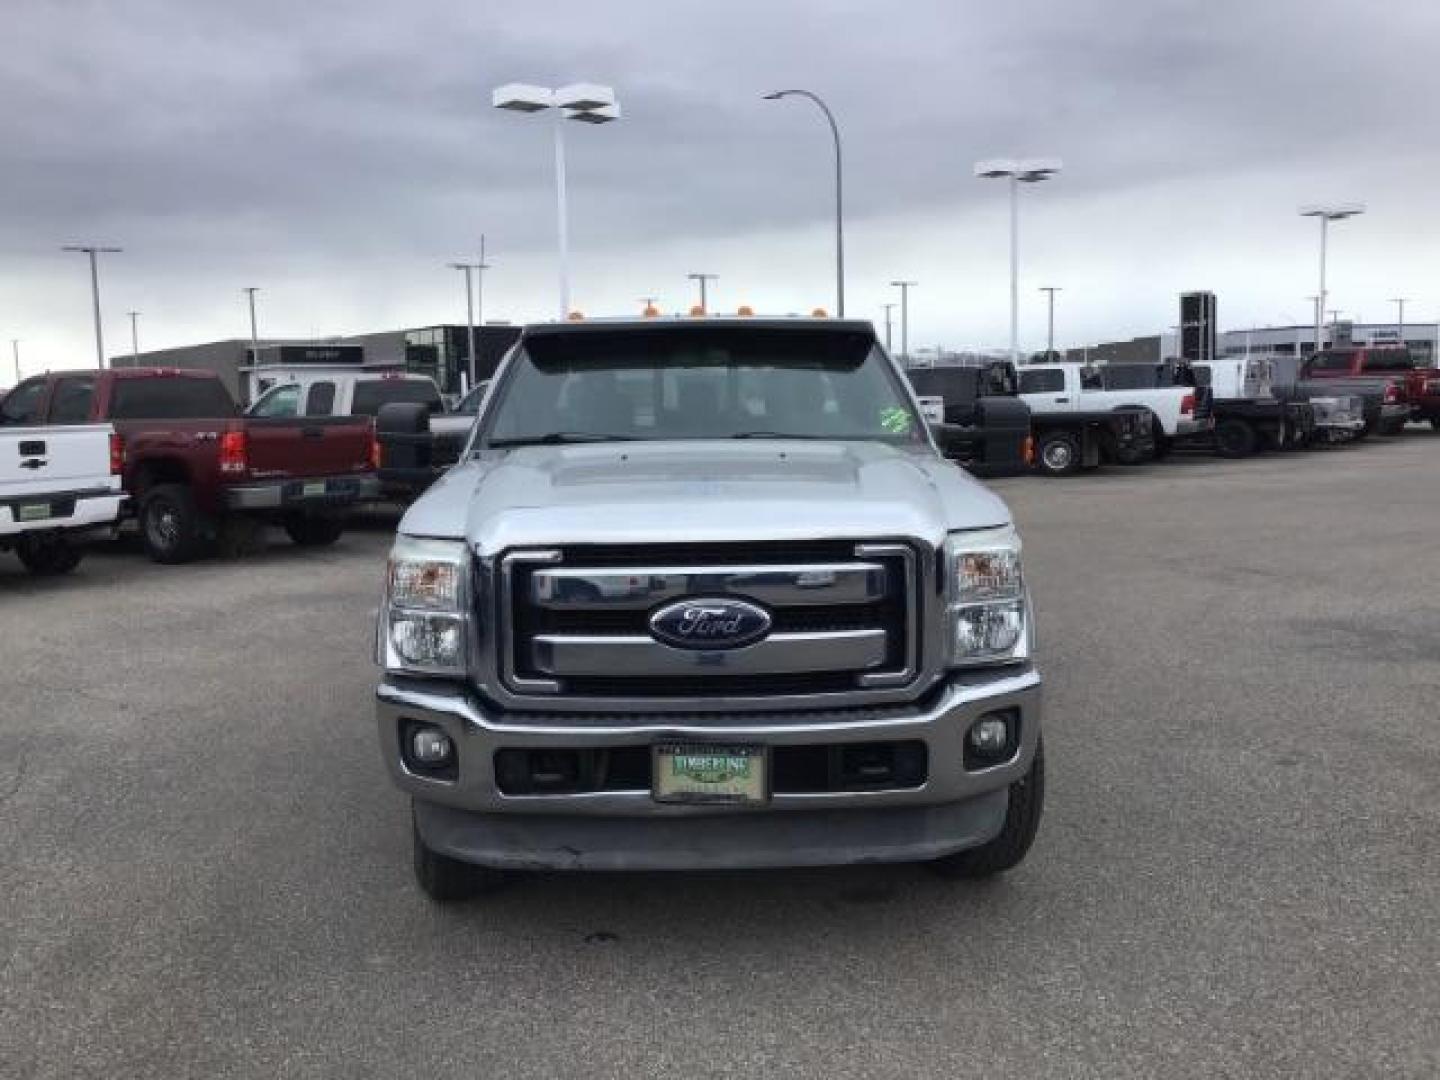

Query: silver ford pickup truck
<box><xmin>374</xmin><ymin>318</ymin><xmax>1044</xmax><ymax>901</ymax></box>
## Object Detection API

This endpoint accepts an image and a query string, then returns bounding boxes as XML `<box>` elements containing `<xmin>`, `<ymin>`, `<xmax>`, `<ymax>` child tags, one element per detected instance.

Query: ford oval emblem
<box><xmin>648</xmin><ymin>597</ymin><xmax>772</xmax><ymax>651</ymax></box>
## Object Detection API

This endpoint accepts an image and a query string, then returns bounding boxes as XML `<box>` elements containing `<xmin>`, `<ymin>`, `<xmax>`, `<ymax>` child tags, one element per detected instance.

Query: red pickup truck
<box><xmin>2</xmin><ymin>368</ymin><xmax>379</xmax><ymax>563</ymax></box>
<box><xmin>1304</xmin><ymin>346</ymin><xmax>1437</xmax><ymax>433</ymax></box>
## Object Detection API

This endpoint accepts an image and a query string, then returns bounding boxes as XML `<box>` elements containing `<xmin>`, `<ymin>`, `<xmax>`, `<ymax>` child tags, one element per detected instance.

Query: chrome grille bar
<box><xmin>530</xmin><ymin>562</ymin><xmax>887</xmax><ymax>609</ymax></box>
<box><xmin>532</xmin><ymin>629</ymin><xmax>888</xmax><ymax>677</ymax></box>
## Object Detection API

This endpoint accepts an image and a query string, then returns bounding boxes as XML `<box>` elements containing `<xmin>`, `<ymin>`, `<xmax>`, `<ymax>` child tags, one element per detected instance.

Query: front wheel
<box><xmin>928</xmin><ymin>737</ymin><xmax>1046</xmax><ymax>880</ymax></box>
<box><xmin>283</xmin><ymin>514</ymin><xmax>345</xmax><ymax>547</ymax></box>
<box><xmin>1035</xmin><ymin>432</ymin><xmax>1081</xmax><ymax>476</ymax></box>
<box><xmin>15</xmin><ymin>535</ymin><xmax>83</xmax><ymax>576</ymax></box>
<box><xmin>412</xmin><ymin>813</ymin><xmax>511</xmax><ymax>903</ymax></box>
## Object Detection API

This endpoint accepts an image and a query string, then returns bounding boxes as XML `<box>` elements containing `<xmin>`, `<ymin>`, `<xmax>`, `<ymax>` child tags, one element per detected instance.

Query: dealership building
<box><xmin>111</xmin><ymin>323</ymin><xmax>521</xmax><ymax>405</ymax></box>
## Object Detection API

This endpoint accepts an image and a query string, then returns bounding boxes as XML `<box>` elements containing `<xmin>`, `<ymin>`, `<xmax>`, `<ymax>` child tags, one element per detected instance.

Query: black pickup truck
<box><xmin>907</xmin><ymin>362</ymin><xmax>1152</xmax><ymax>477</ymax></box>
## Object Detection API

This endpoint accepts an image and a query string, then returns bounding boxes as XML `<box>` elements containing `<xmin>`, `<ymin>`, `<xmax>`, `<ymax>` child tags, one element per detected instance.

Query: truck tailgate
<box><xmin>242</xmin><ymin>416</ymin><xmax>373</xmax><ymax>479</ymax></box>
<box><xmin>2</xmin><ymin>424</ymin><xmax>118</xmax><ymax>500</ymax></box>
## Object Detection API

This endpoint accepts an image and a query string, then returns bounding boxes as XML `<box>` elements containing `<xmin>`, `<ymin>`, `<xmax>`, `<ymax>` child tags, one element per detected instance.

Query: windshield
<box><xmin>480</xmin><ymin>327</ymin><xmax>924</xmax><ymax>448</ymax></box>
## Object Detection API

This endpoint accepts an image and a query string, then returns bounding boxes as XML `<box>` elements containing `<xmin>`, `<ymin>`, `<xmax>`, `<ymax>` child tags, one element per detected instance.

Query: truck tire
<box><xmin>15</xmin><ymin>535</ymin><xmax>83</xmax><ymax>576</ymax></box>
<box><xmin>139</xmin><ymin>483</ymin><xmax>207</xmax><ymax>564</ymax></box>
<box><xmin>1151</xmin><ymin>420</ymin><xmax>1172</xmax><ymax>460</ymax></box>
<box><xmin>1035</xmin><ymin>432</ymin><xmax>1081</xmax><ymax>476</ymax></box>
<box><xmin>1213</xmin><ymin>418</ymin><xmax>1258</xmax><ymax>458</ymax></box>
<box><xmin>1431</xmin><ymin>418</ymin><xmax>1440</xmax><ymax>431</ymax></box>
<box><xmin>928</xmin><ymin>737</ymin><xmax>1045</xmax><ymax>880</ymax></box>
<box><xmin>283</xmin><ymin>514</ymin><xmax>345</xmax><ymax>548</ymax></box>
<box><xmin>412</xmin><ymin>814</ymin><xmax>510</xmax><ymax>903</ymax></box>
<box><xmin>1379</xmin><ymin>417</ymin><xmax>1406</xmax><ymax>436</ymax></box>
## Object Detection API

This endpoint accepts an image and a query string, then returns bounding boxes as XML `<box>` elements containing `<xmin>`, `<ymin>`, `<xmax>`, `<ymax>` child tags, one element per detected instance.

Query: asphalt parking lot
<box><xmin>2</xmin><ymin>435</ymin><xmax>1437</xmax><ymax>1079</ymax></box>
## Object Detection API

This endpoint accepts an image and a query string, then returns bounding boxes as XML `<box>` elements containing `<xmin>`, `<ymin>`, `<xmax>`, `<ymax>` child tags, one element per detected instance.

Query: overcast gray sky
<box><xmin>4</xmin><ymin>0</ymin><xmax>1439</xmax><ymax>376</ymax></box>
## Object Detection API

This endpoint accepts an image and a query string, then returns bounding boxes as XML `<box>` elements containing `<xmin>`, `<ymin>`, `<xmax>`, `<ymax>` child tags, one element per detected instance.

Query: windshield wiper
<box><xmin>487</xmin><ymin>432</ymin><xmax>641</xmax><ymax>448</ymax></box>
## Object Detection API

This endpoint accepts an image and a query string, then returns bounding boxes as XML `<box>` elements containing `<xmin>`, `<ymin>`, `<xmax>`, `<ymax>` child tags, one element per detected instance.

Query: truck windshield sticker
<box><xmin>880</xmin><ymin>406</ymin><xmax>913</xmax><ymax>434</ymax></box>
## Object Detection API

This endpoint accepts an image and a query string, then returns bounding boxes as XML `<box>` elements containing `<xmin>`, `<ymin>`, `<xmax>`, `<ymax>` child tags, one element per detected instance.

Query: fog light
<box><xmin>410</xmin><ymin>726</ymin><xmax>453</xmax><ymax>765</ymax></box>
<box><xmin>967</xmin><ymin>720</ymin><xmax>1013</xmax><ymax>760</ymax></box>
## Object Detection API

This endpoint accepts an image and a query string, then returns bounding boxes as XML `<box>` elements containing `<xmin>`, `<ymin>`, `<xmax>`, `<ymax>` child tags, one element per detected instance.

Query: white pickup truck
<box><xmin>1</xmin><ymin>418</ymin><xmax>125</xmax><ymax>575</ymax></box>
<box><xmin>1017</xmin><ymin>362</ymin><xmax>1210</xmax><ymax>460</ymax></box>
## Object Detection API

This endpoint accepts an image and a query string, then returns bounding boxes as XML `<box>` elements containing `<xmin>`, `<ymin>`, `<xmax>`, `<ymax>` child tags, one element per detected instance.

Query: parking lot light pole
<box><xmin>475</xmin><ymin>234</ymin><xmax>490</xmax><ymax>335</ymax></box>
<box><xmin>1390</xmin><ymin>297</ymin><xmax>1407</xmax><ymax>344</ymax></box>
<box><xmin>127</xmin><ymin>311</ymin><xmax>140</xmax><ymax>362</ymax></box>
<box><xmin>975</xmin><ymin>160</ymin><xmax>1062</xmax><ymax>366</ymax></box>
<box><xmin>1038</xmin><ymin>286</ymin><xmax>1061</xmax><ymax>360</ymax></box>
<box><xmin>1299</xmin><ymin>204</ymin><xmax>1364</xmax><ymax>355</ymax></box>
<box><xmin>62</xmin><ymin>245</ymin><xmax>122</xmax><ymax>368</ymax></box>
<box><xmin>762</xmin><ymin>89</ymin><xmax>845</xmax><ymax>317</ymax></box>
<box><xmin>449</xmin><ymin>260</ymin><xmax>483</xmax><ymax>387</ymax></box>
<box><xmin>10</xmin><ymin>339</ymin><xmax>18</xmax><ymax>384</ymax></box>
<box><xmin>242</xmin><ymin>287</ymin><xmax>261</xmax><ymax>367</ymax></box>
<box><xmin>687</xmin><ymin>273</ymin><xmax>717</xmax><ymax>313</ymax></box>
<box><xmin>494</xmin><ymin>83</ymin><xmax>620</xmax><ymax>320</ymax></box>
<box><xmin>890</xmin><ymin>280</ymin><xmax>917</xmax><ymax>363</ymax></box>
<box><xmin>881</xmin><ymin>303</ymin><xmax>896</xmax><ymax>353</ymax></box>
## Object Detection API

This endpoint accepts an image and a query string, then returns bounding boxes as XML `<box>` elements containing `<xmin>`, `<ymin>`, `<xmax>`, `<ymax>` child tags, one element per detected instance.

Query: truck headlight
<box><xmin>946</xmin><ymin>526</ymin><xmax>1031</xmax><ymax>666</ymax></box>
<box><xmin>379</xmin><ymin>536</ymin><xmax>471</xmax><ymax>675</ymax></box>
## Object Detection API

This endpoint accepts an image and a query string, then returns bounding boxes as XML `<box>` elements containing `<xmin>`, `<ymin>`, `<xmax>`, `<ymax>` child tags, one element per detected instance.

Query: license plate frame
<box><xmin>17</xmin><ymin>502</ymin><xmax>52</xmax><ymax>522</ymax></box>
<box><xmin>652</xmin><ymin>743</ymin><xmax>769</xmax><ymax>806</ymax></box>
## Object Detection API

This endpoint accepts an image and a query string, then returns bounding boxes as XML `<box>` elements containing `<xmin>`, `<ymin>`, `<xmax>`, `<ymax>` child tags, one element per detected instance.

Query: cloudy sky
<box><xmin>4</xmin><ymin>0</ymin><xmax>1439</xmax><ymax>378</ymax></box>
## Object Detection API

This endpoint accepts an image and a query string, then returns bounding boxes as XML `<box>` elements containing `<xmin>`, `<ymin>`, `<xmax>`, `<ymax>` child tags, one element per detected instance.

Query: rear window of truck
<box><xmin>109</xmin><ymin>377</ymin><xmax>238</xmax><ymax>419</ymax></box>
<box><xmin>1362</xmin><ymin>350</ymin><xmax>1415</xmax><ymax>372</ymax></box>
<box><xmin>351</xmin><ymin>379</ymin><xmax>443</xmax><ymax>416</ymax></box>
<box><xmin>907</xmin><ymin>369</ymin><xmax>977</xmax><ymax>403</ymax></box>
<box><xmin>1019</xmin><ymin>369</ymin><xmax>1065</xmax><ymax>394</ymax></box>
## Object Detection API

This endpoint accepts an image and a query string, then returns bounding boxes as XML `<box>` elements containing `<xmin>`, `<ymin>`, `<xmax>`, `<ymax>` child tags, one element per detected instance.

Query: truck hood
<box><xmin>401</xmin><ymin>440</ymin><xmax>1012</xmax><ymax>554</ymax></box>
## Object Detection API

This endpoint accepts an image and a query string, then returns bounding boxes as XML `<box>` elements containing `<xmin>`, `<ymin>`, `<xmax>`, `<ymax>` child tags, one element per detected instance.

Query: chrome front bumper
<box><xmin>377</xmin><ymin>667</ymin><xmax>1041</xmax><ymax>869</ymax></box>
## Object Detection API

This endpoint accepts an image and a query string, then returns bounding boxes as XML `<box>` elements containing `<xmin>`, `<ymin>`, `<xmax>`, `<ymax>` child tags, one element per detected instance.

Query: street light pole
<box><xmin>10</xmin><ymin>339</ymin><xmax>19</xmax><ymax>384</ymax></box>
<box><xmin>494</xmin><ymin>83</ymin><xmax>620</xmax><ymax>320</ymax></box>
<box><xmin>1038</xmin><ymin>286</ymin><xmax>1061</xmax><ymax>360</ymax></box>
<box><xmin>1390</xmin><ymin>297</ymin><xmax>1407</xmax><ymax>344</ymax></box>
<box><xmin>881</xmin><ymin>303</ymin><xmax>896</xmax><ymax>354</ymax></box>
<box><xmin>688</xmin><ymin>273</ymin><xmax>718</xmax><ymax>312</ymax></box>
<box><xmin>62</xmin><ymin>244</ymin><xmax>122</xmax><ymax>368</ymax></box>
<box><xmin>127</xmin><ymin>311</ymin><xmax>140</xmax><ymax>363</ymax></box>
<box><xmin>449</xmin><ymin>262</ymin><xmax>480</xmax><ymax>388</ymax></box>
<box><xmin>762</xmin><ymin>89</ymin><xmax>844</xmax><ymax>316</ymax></box>
<box><xmin>975</xmin><ymin>160</ymin><xmax>1062</xmax><ymax>366</ymax></box>
<box><xmin>242</xmin><ymin>287</ymin><xmax>261</xmax><ymax>367</ymax></box>
<box><xmin>890</xmin><ymin>280</ymin><xmax>917</xmax><ymax>363</ymax></box>
<box><xmin>476</xmin><ymin>234</ymin><xmax>490</xmax><ymax>342</ymax></box>
<box><xmin>1300</xmin><ymin>204</ymin><xmax>1364</xmax><ymax>355</ymax></box>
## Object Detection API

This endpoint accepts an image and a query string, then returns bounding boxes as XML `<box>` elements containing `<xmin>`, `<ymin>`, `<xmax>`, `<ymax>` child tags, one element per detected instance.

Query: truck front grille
<box><xmin>498</xmin><ymin>540</ymin><xmax>920</xmax><ymax>701</ymax></box>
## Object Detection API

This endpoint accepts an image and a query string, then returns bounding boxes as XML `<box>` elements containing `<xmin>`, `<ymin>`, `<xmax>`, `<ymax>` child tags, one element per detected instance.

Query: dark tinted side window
<box><xmin>1310</xmin><ymin>351</ymin><xmax>1353</xmax><ymax>372</ymax></box>
<box><xmin>1019</xmin><ymin>369</ymin><xmax>1065</xmax><ymax>394</ymax></box>
<box><xmin>109</xmin><ymin>377</ymin><xmax>237</xmax><ymax>419</ymax></box>
<box><xmin>0</xmin><ymin>379</ymin><xmax>48</xmax><ymax>425</ymax></box>
<box><xmin>306</xmin><ymin>381</ymin><xmax>336</xmax><ymax>415</ymax></box>
<box><xmin>351</xmin><ymin>379</ymin><xmax>442</xmax><ymax>416</ymax></box>
<box><xmin>1363</xmin><ymin>349</ymin><xmax>1414</xmax><ymax>372</ymax></box>
<box><xmin>49</xmin><ymin>376</ymin><xmax>96</xmax><ymax>424</ymax></box>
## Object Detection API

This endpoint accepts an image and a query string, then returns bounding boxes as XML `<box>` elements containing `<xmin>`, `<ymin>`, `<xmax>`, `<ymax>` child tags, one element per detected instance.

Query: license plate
<box><xmin>653</xmin><ymin>744</ymin><xmax>767</xmax><ymax>805</ymax></box>
<box><xmin>302</xmin><ymin>481</ymin><xmax>327</xmax><ymax>498</ymax></box>
<box><xmin>17</xmin><ymin>503</ymin><xmax>51</xmax><ymax>521</ymax></box>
